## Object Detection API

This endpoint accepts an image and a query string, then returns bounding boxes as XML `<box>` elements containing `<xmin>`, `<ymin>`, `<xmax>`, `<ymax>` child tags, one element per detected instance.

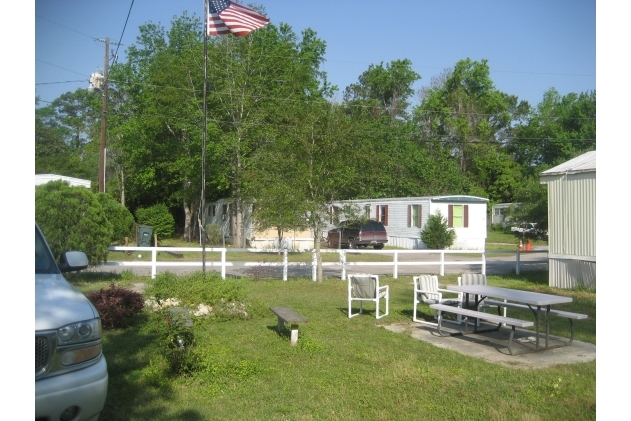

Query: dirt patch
<box><xmin>129</xmin><ymin>282</ymin><xmax>147</xmax><ymax>294</ymax></box>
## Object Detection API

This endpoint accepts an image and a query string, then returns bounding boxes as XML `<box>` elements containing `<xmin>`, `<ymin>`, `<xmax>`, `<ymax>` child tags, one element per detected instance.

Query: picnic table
<box><xmin>445</xmin><ymin>284</ymin><xmax>576</xmax><ymax>350</ymax></box>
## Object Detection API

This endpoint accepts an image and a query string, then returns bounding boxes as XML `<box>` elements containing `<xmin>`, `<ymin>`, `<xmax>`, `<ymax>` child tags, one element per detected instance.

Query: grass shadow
<box><xmin>99</xmin><ymin>313</ymin><xmax>205</xmax><ymax>420</ymax></box>
<box><xmin>66</xmin><ymin>271</ymin><xmax>123</xmax><ymax>283</ymax></box>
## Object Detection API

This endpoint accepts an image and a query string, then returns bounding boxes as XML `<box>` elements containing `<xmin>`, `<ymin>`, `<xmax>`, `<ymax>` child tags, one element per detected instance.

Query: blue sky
<box><xmin>35</xmin><ymin>0</ymin><xmax>596</xmax><ymax>108</ymax></box>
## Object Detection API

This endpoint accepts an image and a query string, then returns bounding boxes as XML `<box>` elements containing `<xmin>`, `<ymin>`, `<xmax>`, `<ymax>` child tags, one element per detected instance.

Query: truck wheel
<box><xmin>348</xmin><ymin>238</ymin><xmax>357</xmax><ymax>249</ymax></box>
<box><xmin>373</xmin><ymin>244</ymin><xmax>384</xmax><ymax>250</ymax></box>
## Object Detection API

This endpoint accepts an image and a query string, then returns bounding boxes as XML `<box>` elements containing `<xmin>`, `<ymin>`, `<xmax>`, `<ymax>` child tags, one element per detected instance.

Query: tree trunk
<box><xmin>314</xmin><ymin>221</ymin><xmax>323</xmax><ymax>283</ymax></box>
<box><xmin>119</xmin><ymin>167</ymin><xmax>125</xmax><ymax>206</ymax></box>
<box><xmin>183</xmin><ymin>200</ymin><xmax>193</xmax><ymax>242</ymax></box>
<box><xmin>234</xmin><ymin>196</ymin><xmax>244</xmax><ymax>248</ymax></box>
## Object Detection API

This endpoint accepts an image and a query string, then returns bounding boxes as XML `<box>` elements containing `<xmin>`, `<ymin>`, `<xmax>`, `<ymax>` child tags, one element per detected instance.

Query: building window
<box><xmin>376</xmin><ymin>205</ymin><xmax>388</xmax><ymax>226</ymax></box>
<box><xmin>494</xmin><ymin>207</ymin><xmax>504</xmax><ymax>216</ymax></box>
<box><xmin>448</xmin><ymin>204</ymin><xmax>468</xmax><ymax>228</ymax></box>
<box><xmin>408</xmin><ymin>204</ymin><xmax>422</xmax><ymax>227</ymax></box>
<box><xmin>364</xmin><ymin>205</ymin><xmax>371</xmax><ymax>218</ymax></box>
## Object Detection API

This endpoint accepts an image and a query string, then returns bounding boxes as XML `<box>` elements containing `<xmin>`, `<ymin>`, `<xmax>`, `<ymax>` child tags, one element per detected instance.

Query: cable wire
<box><xmin>113</xmin><ymin>0</ymin><xmax>135</xmax><ymax>64</ymax></box>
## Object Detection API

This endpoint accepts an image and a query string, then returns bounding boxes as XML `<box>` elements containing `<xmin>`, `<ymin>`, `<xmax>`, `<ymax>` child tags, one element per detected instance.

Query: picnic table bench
<box><xmin>483</xmin><ymin>299</ymin><xmax>588</xmax><ymax>345</ymax></box>
<box><xmin>269</xmin><ymin>306</ymin><xmax>308</xmax><ymax>346</ymax></box>
<box><xmin>429</xmin><ymin>303</ymin><xmax>534</xmax><ymax>354</ymax></box>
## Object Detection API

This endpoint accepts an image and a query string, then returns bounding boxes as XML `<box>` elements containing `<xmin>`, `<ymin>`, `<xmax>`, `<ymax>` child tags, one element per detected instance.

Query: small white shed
<box><xmin>329</xmin><ymin>195</ymin><xmax>488</xmax><ymax>250</ymax></box>
<box><xmin>35</xmin><ymin>174</ymin><xmax>91</xmax><ymax>189</ymax></box>
<box><xmin>540</xmin><ymin>151</ymin><xmax>596</xmax><ymax>289</ymax></box>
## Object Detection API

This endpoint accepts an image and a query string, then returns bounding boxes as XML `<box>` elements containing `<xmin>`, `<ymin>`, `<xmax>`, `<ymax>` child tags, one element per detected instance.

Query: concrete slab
<box><xmin>384</xmin><ymin>321</ymin><xmax>596</xmax><ymax>370</ymax></box>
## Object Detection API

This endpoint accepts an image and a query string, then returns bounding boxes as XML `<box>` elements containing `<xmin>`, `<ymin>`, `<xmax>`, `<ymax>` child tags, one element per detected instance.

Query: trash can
<box><xmin>137</xmin><ymin>225</ymin><xmax>153</xmax><ymax>246</ymax></box>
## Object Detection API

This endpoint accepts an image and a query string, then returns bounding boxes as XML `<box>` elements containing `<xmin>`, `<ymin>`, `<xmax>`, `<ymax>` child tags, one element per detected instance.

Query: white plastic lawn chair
<box><xmin>413</xmin><ymin>275</ymin><xmax>461</xmax><ymax>325</ymax></box>
<box><xmin>348</xmin><ymin>274</ymin><xmax>389</xmax><ymax>319</ymax></box>
<box><xmin>457</xmin><ymin>274</ymin><xmax>503</xmax><ymax>325</ymax></box>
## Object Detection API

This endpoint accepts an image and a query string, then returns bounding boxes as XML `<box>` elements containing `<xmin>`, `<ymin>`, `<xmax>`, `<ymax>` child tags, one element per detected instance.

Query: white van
<box><xmin>35</xmin><ymin>223</ymin><xmax>108</xmax><ymax>421</ymax></box>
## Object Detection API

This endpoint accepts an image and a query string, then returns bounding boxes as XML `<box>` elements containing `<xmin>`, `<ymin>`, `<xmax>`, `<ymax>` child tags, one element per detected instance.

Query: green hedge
<box><xmin>135</xmin><ymin>203</ymin><xmax>175</xmax><ymax>240</ymax></box>
<box><xmin>35</xmin><ymin>180</ymin><xmax>111</xmax><ymax>265</ymax></box>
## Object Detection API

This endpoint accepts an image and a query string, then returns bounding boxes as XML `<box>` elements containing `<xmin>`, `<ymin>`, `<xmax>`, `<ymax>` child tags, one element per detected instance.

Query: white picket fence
<box><xmin>104</xmin><ymin>246</ymin><xmax>546</xmax><ymax>281</ymax></box>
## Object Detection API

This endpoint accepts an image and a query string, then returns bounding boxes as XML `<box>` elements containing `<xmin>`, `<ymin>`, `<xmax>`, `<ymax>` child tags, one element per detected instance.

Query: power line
<box><xmin>113</xmin><ymin>0</ymin><xmax>135</xmax><ymax>64</ymax></box>
<box><xmin>36</xmin><ymin>80</ymin><xmax>87</xmax><ymax>86</ymax></box>
<box><xmin>36</xmin><ymin>59</ymin><xmax>91</xmax><ymax>77</ymax></box>
<box><xmin>35</xmin><ymin>14</ymin><xmax>98</xmax><ymax>40</ymax></box>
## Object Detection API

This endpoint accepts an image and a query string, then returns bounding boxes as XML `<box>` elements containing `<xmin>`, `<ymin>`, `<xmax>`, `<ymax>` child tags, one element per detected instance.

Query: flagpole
<box><xmin>201</xmin><ymin>0</ymin><xmax>208</xmax><ymax>273</ymax></box>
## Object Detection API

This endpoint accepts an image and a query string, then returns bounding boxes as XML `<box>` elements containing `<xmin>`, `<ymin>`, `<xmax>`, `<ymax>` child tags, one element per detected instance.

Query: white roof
<box><xmin>35</xmin><ymin>174</ymin><xmax>91</xmax><ymax>188</ymax></box>
<box><xmin>540</xmin><ymin>150</ymin><xmax>596</xmax><ymax>176</ymax></box>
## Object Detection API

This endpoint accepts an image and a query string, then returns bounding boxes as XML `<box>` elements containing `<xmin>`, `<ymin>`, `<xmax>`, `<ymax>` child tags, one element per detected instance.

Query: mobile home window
<box><xmin>364</xmin><ymin>205</ymin><xmax>371</xmax><ymax>217</ymax></box>
<box><xmin>376</xmin><ymin>205</ymin><xmax>388</xmax><ymax>226</ymax></box>
<box><xmin>448</xmin><ymin>205</ymin><xmax>469</xmax><ymax>228</ymax></box>
<box><xmin>408</xmin><ymin>204</ymin><xmax>422</xmax><ymax>227</ymax></box>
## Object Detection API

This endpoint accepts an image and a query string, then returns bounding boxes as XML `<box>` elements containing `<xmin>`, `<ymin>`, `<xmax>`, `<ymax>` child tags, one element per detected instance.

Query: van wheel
<box><xmin>348</xmin><ymin>238</ymin><xmax>357</xmax><ymax>249</ymax></box>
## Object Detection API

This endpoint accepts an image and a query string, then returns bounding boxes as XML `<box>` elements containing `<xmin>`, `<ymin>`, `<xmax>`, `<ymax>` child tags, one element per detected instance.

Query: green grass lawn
<box><xmin>70</xmin><ymin>270</ymin><xmax>595</xmax><ymax>421</ymax></box>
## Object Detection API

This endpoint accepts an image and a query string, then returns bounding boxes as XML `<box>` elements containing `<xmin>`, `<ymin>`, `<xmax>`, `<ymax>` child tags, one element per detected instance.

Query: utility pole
<box><xmin>98</xmin><ymin>37</ymin><xmax>109</xmax><ymax>193</ymax></box>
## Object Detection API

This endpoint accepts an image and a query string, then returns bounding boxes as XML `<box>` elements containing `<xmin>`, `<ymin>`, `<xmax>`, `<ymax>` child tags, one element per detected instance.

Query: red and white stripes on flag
<box><xmin>207</xmin><ymin>0</ymin><xmax>270</xmax><ymax>37</ymax></box>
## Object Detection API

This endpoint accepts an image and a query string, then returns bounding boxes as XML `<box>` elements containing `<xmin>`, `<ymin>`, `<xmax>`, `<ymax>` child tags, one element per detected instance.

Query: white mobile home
<box><xmin>491</xmin><ymin>203</ymin><xmax>514</xmax><ymax>225</ymax></box>
<box><xmin>328</xmin><ymin>196</ymin><xmax>488</xmax><ymax>250</ymax></box>
<box><xmin>540</xmin><ymin>151</ymin><xmax>596</xmax><ymax>289</ymax></box>
<box><xmin>204</xmin><ymin>198</ymin><xmax>314</xmax><ymax>249</ymax></box>
<box><xmin>205</xmin><ymin>195</ymin><xmax>488</xmax><ymax>250</ymax></box>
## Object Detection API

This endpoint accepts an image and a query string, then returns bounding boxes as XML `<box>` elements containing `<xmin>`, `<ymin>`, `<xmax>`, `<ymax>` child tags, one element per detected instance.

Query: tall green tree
<box><xmin>509</xmin><ymin>88</ymin><xmax>596</xmax><ymax>174</ymax></box>
<box><xmin>413</xmin><ymin>58</ymin><xmax>529</xmax><ymax>202</ymax></box>
<box><xmin>342</xmin><ymin>59</ymin><xmax>471</xmax><ymax>199</ymax></box>
<box><xmin>344</xmin><ymin>59</ymin><xmax>420</xmax><ymax>120</ymax></box>
<box><xmin>109</xmin><ymin>13</ymin><xmax>210</xmax><ymax>241</ymax></box>
<box><xmin>205</xmin><ymin>22</ymin><xmax>333</xmax><ymax>247</ymax></box>
<box><xmin>245</xmin><ymin>100</ymin><xmax>360</xmax><ymax>282</ymax></box>
<box><xmin>35</xmin><ymin>93</ymin><xmax>100</xmax><ymax>181</ymax></box>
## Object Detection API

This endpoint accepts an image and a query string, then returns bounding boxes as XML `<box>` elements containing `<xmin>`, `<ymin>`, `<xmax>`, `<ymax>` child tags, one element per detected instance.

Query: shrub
<box><xmin>148</xmin><ymin>271</ymin><xmax>245</xmax><ymax>307</ymax></box>
<box><xmin>135</xmin><ymin>204</ymin><xmax>175</xmax><ymax>240</ymax></box>
<box><xmin>205</xmin><ymin>223</ymin><xmax>223</xmax><ymax>245</ymax></box>
<box><xmin>158</xmin><ymin>311</ymin><xmax>201</xmax><ymax>376</ymax></box>
<box><xmin>35</xmin><ymin>180</ymin><xmax>112</xmax><ymax>265</ymax></box>
<box><xmin>96</xmin><ymin>192</ymin><xmax>134</xmax><ymax>244</ymax></box>
<box><xmin>421</xmin><ymin>210</ymin><xmax>456</xmax><ymax>249</ymax></box>
<box><xmin>86</xmin><ymin>283</ymin><xmax>145</xmax><ymax>329</ymax></box>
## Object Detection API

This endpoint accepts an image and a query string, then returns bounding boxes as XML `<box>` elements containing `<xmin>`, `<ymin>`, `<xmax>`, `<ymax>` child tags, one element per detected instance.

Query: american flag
<box><xmin>207</xmin><ymin>0</ymin><xmax>270</xmax><ymax>37</ymax></box>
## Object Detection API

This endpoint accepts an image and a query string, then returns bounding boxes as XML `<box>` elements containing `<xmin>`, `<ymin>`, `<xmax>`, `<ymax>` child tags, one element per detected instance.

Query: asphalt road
<box><xmin>92</xmin><ymin>246</ymin><xmax>548</xmax><ymax>279</ymax></box>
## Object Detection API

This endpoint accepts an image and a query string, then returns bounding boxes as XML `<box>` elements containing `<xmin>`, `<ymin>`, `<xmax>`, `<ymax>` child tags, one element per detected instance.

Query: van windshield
<box><xmin>35</xmin><ymin>227</ymin><xmax>58</xmax><ymax>275</ymax></box>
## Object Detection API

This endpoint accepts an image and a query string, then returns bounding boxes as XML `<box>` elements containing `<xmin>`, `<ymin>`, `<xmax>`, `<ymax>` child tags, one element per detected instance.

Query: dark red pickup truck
<box><xmin>327</xmin><ymin>220</ymin><xmax>388</xmax><ymax>249</ymax></box>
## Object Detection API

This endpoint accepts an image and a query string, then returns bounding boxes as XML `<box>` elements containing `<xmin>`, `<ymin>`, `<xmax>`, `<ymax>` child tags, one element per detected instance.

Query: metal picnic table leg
<box><xmin>535</xmin><ymin>305</ymin><xmax>540</xmax><ymax>348</ymax></box>
<box><xmin>545</xmin><ymin>305</ymin><xmax>550</xmax><ymax>348</ymax></box>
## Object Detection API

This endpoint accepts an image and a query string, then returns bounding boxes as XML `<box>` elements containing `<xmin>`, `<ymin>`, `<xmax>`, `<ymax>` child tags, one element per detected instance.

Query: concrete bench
<box><xmin>429</xmin><ymin>303</ymin><xmax>534</xmax><ymax>354</ymax></box>
<box><xmin>483</xmin><ymin>299</ymin><xmax>588</xmax><ymax>345</ymax></box>
<box><xmin>269</xmin><ymin>306</ymin><xmax>308</xmax><ymax>346</ymax></box>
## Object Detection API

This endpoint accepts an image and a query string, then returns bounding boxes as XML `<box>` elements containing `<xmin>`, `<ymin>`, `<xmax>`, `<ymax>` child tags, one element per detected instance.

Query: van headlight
<box><xmin>57</xmin><ymin>318</ymin><xmax>103</xmax><ymax>367</ymax></box>
<box><xmin>57</xmin><ymin>318</ymin><xmax>102</xmax><ymax>345</ymax></box>
<box><xmin>60</xmin><ymin>343</ymin><xmax>103</xmax><ymax>366</ymax></box>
